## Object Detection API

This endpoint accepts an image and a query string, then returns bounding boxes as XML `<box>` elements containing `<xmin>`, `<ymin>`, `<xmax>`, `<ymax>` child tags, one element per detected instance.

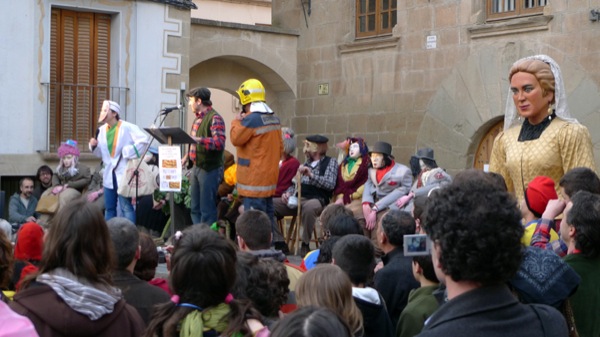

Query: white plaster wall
<box><xmin>0</xmin><ymin>1</ymin><xmax>190</xmax><ymax>177</ymax></box>
<box><xmin>0</xmin><ymin>1</ymin><xmax>39</xmax><ymax>154</ymax></box>
<box><xmin>0</xmin><ymin>1</ymin><xmax>181</xmax><ymax>155</ymax></box>
<box><xmin>134</xmin><ymin>4</ymin><xmax>184</xmax><ymax>129</ymax></box>
<box><xmin>192</xmin><ymin>0</ymin><xmax>271</xmax><ymax>25</ymax></box>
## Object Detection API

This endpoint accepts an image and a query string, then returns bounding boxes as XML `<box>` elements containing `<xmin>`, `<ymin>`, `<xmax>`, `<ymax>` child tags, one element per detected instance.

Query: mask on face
<box><xmin>349</xmin><ymin>142</ymin><xmax>361</xmax><ymax>159</ymax></box>
<box><xmin>99</xmin><ymin>100</ymin><xmax>110</xmax><ymax>123</ymax></box>
<box><xmin>371</xmin><ymin>153</ymin><xmax>384</xmax><ymax>169</ymax></box>
<box><xmin>303</xmin><ymin>140</ymin><xmax>318</xmax><ymax>160</ymax></box>
<box><xmin>62</xmin><ymin>154</ymin><xmax>74</xmax><ymax>168</ymax></box>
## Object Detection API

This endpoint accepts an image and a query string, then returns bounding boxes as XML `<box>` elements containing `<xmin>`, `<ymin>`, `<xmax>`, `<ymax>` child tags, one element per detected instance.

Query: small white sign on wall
<box><xmin>426</xmin><ymin>35</ymin><xmax>437</xmax><ymax>49</ymax></box>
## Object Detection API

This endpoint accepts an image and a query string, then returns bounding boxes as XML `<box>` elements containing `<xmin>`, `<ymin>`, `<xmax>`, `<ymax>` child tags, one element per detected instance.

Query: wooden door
<box><xmin>474</xmin><ymin>120</ymin><xmax>504</xmax><ymax>170</ymax></box>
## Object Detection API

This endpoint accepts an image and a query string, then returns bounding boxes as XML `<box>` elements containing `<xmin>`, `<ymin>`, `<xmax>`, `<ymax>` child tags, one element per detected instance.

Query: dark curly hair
<box><xmin>566</xmin><ymin>191</ymin><xmax>600</xmax><ymax>258</ymax></box>
<box><xmin>423</xmin><ymin>174</ymin><xmax>523</xmax><ymax>285</ymax></box>
<box><xmin>232</xmin><ymin>252</ymin><xmax>290</xmax><ymax>319</ymax></box>
<box><xmin>380</xmin><ymin>210</ymin><xmax>416</xmax><ymax>247</ymax></box>
<box><xmin>251</xmin><ymin>258</ymin><xmax>290</xmax><ymax>317</ymax></box>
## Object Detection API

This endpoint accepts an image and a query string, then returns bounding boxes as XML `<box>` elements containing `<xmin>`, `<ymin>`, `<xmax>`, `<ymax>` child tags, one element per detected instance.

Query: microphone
<box><xmin>160</xmin><ymin>105</ymin><xmax>183</xmax><ymax>115</ymax></box>
<box><xmin>91</xmin><ymin>128</ymin><xmax>100</xmax><ymax>151</ymax></box>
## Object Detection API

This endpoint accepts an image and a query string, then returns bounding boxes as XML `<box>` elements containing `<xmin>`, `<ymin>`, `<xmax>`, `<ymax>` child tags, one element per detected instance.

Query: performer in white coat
<box><xmin>89</xmin><ymin>100</ymin><xmax>148</xmax><ymax>223</ymax></box>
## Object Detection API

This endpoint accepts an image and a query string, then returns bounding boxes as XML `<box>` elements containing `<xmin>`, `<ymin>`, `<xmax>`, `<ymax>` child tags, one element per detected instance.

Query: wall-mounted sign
<box><xmin>426</xmin><ymin>35</ymin><xmax>437</xmax><ymax>49</ymax></box>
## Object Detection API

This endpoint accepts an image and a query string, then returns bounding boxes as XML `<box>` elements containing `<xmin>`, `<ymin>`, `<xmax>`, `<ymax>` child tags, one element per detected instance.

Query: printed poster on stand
<box><xmin>159</xmin><ymin>146</ymin><xmax>182</xmax><ymax>192</ymax></box>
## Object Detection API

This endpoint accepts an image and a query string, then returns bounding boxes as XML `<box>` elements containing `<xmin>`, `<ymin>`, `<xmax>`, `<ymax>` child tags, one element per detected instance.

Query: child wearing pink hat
<box><xmin>37</xmin><ymin>140</ymin><xmax>92</xmax><ymax>225</ymax></box>
<box><xmin>46</xmin><ymin>140</ymin><xmax>91</xmax><ymax>210</ymax></box>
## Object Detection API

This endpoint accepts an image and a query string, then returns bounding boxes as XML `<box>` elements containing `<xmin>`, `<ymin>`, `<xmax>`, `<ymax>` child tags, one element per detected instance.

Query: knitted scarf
<box><xmin>334</xmin><ymin>155</ymin><xmax>369</xmax><ymax>204</ymax></box>
<box><xmin>180</xmin><ymin>303</ymin><xmax>231</xmax><ymax>337</ymax></box>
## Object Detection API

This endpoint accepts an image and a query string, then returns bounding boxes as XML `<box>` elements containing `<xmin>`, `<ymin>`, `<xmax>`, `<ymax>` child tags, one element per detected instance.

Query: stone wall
<box><xmin>273</xmin><ymin>0</ymin><xmax>600</xmax><ymax>173</ymax></box>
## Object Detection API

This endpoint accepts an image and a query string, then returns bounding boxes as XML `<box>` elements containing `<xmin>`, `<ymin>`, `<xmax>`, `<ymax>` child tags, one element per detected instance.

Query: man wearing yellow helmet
<box><xmin>231</xmin><ymin>78</ymin><xmax>284</xmax><ymax>251</ymax></box>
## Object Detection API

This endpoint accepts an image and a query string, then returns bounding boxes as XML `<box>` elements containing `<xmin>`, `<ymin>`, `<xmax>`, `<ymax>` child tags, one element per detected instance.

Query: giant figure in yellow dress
<box><xmin>490</xmin><ymin>55</ymin><xmax>596</xmax><ymax>202</ymax></box>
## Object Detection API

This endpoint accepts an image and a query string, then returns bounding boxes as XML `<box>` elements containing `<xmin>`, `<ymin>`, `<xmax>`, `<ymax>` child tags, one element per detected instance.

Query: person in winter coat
<box><xmin>10</xmin><ymin>198</ymin><xmax>145</xmax><ymax>337</ymax></box>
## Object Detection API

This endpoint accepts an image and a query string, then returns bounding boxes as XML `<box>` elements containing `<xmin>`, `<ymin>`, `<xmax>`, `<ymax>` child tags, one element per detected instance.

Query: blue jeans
<box><xmin>190</xmin><ymin>166</ymin><xmax>222</xmax><ymax>225</ymax></box>
<box><xmin>243</xmin><ymin>197</ymin><xmax>278</xmax><ymax>241</ymax></box>
<box><xmin>105</xmin><ymin>171</ymin><xmax>136</xmax><ymax>224</ymax></box>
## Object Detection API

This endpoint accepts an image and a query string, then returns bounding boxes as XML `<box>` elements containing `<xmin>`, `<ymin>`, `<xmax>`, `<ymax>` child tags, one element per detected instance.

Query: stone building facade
<box><xmin>267</xmin><ymin>0</ymin><xmax>600</xmax><ymax>173</ymax></box>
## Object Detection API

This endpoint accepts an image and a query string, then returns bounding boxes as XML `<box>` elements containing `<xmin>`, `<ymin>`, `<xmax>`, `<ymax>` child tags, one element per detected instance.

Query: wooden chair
<box><xmin>285</xmin><ymin>172</ymin><xmax>319</xmax><ymax>255</ymax></box>
<box><xmin>277</xmin><ymin>215</ymin><xmax>296</xmax><ymax>242</ymax></box>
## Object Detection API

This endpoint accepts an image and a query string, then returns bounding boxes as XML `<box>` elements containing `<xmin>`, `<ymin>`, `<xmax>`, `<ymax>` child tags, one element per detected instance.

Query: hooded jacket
<box><xmin>10</xmin><ymin>283</ymin><xmax>144</xmax><ymax>337</ymax></box>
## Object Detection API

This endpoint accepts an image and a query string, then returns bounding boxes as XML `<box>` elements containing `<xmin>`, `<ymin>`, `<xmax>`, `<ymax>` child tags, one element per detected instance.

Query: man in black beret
<box><xmin>273</xmin><ymin>134</ymin><xmax>338</xmax><ymax>256</ymax></box>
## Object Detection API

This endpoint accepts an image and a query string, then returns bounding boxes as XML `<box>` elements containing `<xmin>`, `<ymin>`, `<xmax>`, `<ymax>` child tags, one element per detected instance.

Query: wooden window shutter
<box><xmin>49</xmin><ymin>8</ymin><xmax>110</xmax><ymax>151</ymax></box>
<box><xmin>94</xmin><ymin>14</ymin><xmax>111</xmax><ymax>132</ymax></box>
<box><xmin>49</xmin><ymin>10</ymin><xmax>60</xmax><ymax>151</ymax></box>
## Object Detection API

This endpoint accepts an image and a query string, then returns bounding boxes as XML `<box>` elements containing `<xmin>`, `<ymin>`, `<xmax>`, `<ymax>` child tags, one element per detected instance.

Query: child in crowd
<box><xmin>396</xmin><ymin>255</ymin><xmax>440</xmax><ymax>337</ymax></box>
<box><xmin>270</xmin><ymin>306</ymin><xmax>353</xmax><ymax>337</ymax></box>
<box><xmin>145</xmin><ymin>226</ymin><xmax>268</xmax><ymax>337</ymax></box>
<box><xmin>296</xmin><ymin>264</ymin><xmax>364</xmax><ymax>336</ymax></box>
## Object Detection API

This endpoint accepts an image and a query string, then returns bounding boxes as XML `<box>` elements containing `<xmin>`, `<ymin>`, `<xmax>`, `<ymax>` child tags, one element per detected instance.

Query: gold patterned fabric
<box><xmin>490</xmin><ymin>118</ymin><xmax>596</xmax><ymax>202</ymax></box>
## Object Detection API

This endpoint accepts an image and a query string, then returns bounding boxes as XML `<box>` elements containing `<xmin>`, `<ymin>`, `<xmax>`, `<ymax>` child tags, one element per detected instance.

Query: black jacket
<box><xmin>112</xmin><ymin>270</ymin><xmax>171</xmax><ymax>325</ymax></box>
<box><xmin>373</xmin><ymin>247</ymin><xmax>420</xmax><ymax>326</ymax></box>
<box><xmin>417</xmin><ymin>285</ymin><xmax>568</xmax><ymax>337</ymax></box>
<box><xmin>354</xmin><ymin>293</ymin><xmax>395</xmax><ymax>337</ymax></box>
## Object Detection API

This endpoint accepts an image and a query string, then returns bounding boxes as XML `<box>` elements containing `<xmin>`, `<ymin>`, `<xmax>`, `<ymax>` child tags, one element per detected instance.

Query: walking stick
<box><xmin>294</xmin><ymin>171</ymin><xmax>302</xmax><ymax>256</ymax></box>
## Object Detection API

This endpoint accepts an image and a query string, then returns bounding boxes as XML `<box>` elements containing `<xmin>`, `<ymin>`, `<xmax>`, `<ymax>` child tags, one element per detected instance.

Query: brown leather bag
<box><xmin>35</xmin><ymin>194</ymin><xmax>59</xmax><ymax>214</ymax></box>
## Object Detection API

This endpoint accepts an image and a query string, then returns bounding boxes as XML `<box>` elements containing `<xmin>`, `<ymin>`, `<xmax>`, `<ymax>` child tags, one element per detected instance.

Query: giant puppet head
<box><xmin>303</xmin><ymin>134</ymin><xmax>329</xmax><ymax>161</ymax></box>
<box><xmin>345</xmin><ymin>137</ymin><xmax>369</xmax><ymax>162</ymax></box>
<box><xmin>368</xmin><ymin>141</ymin><xmax>393</xmax><ymax>169</ymax></box>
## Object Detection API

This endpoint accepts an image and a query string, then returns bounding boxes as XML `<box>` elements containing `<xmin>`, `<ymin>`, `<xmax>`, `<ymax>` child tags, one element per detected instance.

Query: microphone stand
<box><xmin>128</xmin><ymin>107</ymin><xmax>178</xmax><ymax>226</ymax></box>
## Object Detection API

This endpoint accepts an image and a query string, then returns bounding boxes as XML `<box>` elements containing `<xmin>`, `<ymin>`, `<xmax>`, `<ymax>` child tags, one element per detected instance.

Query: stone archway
<box><xmin>189</xmin><ymin>21</ymin><xmax>299</xmax><ymax>124</ymax></box>
<box><xmin>188</xmin><ymin>56</ymin><xmax>297</xmax><ymax>126</ymax></box>
<box><xmin>416</xmin><ymin>42</ymin><xmax>600</xmax><ymax>175</ymax></box>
